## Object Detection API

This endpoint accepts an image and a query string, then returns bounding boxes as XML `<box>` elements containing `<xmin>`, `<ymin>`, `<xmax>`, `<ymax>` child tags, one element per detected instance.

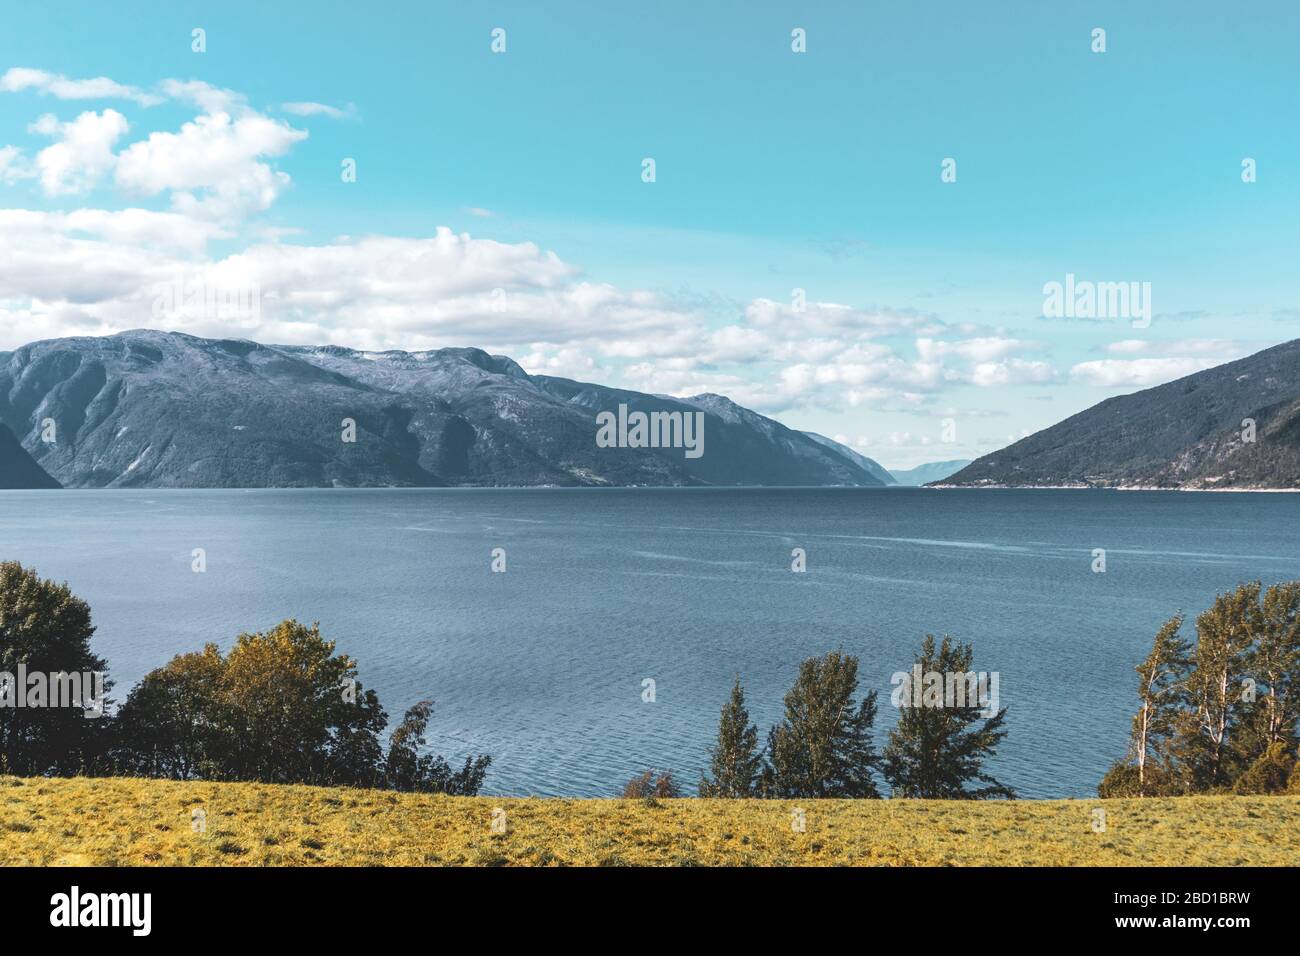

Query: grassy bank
<box><xmin>2</xmin><ymin>775</ymin><xmax>1295</xmax><ymax>866</ymax></box>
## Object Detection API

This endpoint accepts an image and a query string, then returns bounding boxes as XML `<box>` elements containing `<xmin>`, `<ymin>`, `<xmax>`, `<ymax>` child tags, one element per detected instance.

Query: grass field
<box><xmin>1</xmin><ymin>775</ymin><xmax>1296</xmax><ymax>866</ymax></box>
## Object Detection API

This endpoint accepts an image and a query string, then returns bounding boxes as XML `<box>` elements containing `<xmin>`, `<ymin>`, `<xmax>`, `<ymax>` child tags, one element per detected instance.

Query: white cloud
<box><xmin>158</xmin><ymin>79</ymin><xmax>244</xmax><ymax>115</ymax></box>
<box><xmin>0</xmin><ymin>219</ymin><xmax>695</xmax><ymax>353</ymax></box>
<box><xmin>1069</xmin><ymin>357</ymin><xmax>1221</xmax><ymax>387</ymax></box>
<box><xmin>1103</xmin><ymin>337</ymin><xmax>1239</xmax><ymax>357</ymax></box>
<box><xmin>0</xmin><ymin>67</ymin><xmax>162</xmax><ymax>106</ymax></box>
<box><xmin>30</xmin><ymin>109</ymin><xmax>129</xmax><ymax>195</ymax></box>
<box><xmin>114</xmin><ymin>111</ymin><xmax>307</xmax><ymax>220</ymax></box>
<box><xmin>0</xmin><ymin>144</ymin><xmax>30</xmax><ymax>183</ymax></box>
<box><xmin>916</xmin><ymin>336</ymin><xmax>1042</xmax><ymax>364</ymax></box>
<box><xmin>282</xmin><ymin>101</ymin><xmax>354</xmax><ymax>120</ymax></box>
<box><xmin>967</xmin><ymin>358</ymin><xmax>1056</xmax><ymax>387</ymax></box>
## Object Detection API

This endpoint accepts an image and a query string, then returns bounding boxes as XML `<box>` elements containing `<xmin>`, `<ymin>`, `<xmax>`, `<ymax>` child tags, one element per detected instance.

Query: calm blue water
<box><xmin>1</xmin><ymin>487</ymin><xmax>1297</xmax><ymax>798</ymax></box>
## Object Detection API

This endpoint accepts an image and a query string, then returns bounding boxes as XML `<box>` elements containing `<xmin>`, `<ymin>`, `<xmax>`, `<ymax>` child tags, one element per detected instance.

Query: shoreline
<box><xmin>2</xmin><ymin>483</ymin><xmax>1299</xmax><ymax>493</ymax></box>
<box><xmin>931</xmin><ymin>483</ymin><xmax>1300</xmax><ymax>493</ymax></box>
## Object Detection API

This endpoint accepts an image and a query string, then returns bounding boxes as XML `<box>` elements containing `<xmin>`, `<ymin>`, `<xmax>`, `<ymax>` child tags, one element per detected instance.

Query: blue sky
<box><xmin>1</xmin><ymin>0</ymin><xmax>1297</xmax><ymax>467</ymax></box>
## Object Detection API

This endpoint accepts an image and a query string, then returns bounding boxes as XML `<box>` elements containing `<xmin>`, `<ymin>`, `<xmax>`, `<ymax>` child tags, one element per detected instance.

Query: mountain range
<box><xmin>941</xmin><ymin>338</ymin><xmax>1300</xmax><ymax>490</ymax></box>
<box><xmin>0</xmin><ymin>330</ymin><xmax>889</xmax><ymax>489</ymax></box>
<box><xmin>5</xmin><ymin>331</ymin><xmax>1298</xmax><ymax>491</ymax></box>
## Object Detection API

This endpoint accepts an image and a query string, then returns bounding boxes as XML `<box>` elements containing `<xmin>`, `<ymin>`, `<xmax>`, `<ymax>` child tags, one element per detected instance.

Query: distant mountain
<box><xmin>801</xmin><ymin>432</ymin><xmax>896</xmax><ymax>485</ymax></box>
<box><xmin>0</xmin><ymin>423</ymin><xmax>60</xmax><ymax>489</ymax></box>
<box><xmin>0</xmin><ymin>331</ymin><xmax>887</xmax><ymax>489</ymax></box>
<box><xmin>941</xmin><ymin>338</ymin><xmax>1300</xmax><ymax>489</ymax></box>
<box><xmin>889</xmin><ymin>459</ymin><xmax>971</xmax><ymax>486</ymax></box>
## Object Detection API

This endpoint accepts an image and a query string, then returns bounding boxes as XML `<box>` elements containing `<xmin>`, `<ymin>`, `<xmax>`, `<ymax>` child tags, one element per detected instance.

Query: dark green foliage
<box><xmin>0</xmin><ymin>561</ymin><xmax>109</xmax><ymax>775</ymax></box>
<box><xmin>1104</xmin><ymin>580</ymin><xmax>1300</xmax><ymax>797</ymax></box>
<box><xmin>699</xmin><ymin>677</ymin><xmax>761</xmax><ymax>797</ymax></box>
<box><xmin>112</xmin><ymin>622</ymin><xmax>393</xmax><ymax>787</ymax></box>
<box><xmin>111</xmin><ymin>623</ymin><xmax>488</xmax><ymax>794</ymax></box>
<box><xmin>881</xmin><ymin>635</ymin><xmax>1013</xmax><ymax>799</ymax></box>
<box><xmin>1174</xmin><ymin>584</ymin><xmax>1261</xmax><ymax>790</ymax></box>
<box><xmin>383</xmin><ymin>700</ymin><xmax>491</xmax><ymax>795</ymax></box>
<box><xmin>1126</xmin><ymin>616</ymin><xmax>1191</xmax><ymax>796</ymax></box>
<box><xmin>760</xmin><ymin>651</ymin><xmax>880</xmax><ymax>798</ymax></box>
<box><xmin>1096</xmin><ymin>761</ymin><xmax>1142</xmax><ymax>798</ymax></box>
<box><xmin>1248</xmin><ymin>582</ymin><xmax>1300</xmax><ymax>748</ymax></box>
<box><xmin>1233</xmin><ymin>741</ymin><xmax>1295</xmax><ymax>795</ymax></box>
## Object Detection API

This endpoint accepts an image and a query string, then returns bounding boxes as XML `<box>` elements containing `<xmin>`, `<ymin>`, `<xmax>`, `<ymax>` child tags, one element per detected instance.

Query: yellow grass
<box><xmin>1</xmin><ymin>775</ymin><xmax>1296</xmax><ymax>866</ymax></box>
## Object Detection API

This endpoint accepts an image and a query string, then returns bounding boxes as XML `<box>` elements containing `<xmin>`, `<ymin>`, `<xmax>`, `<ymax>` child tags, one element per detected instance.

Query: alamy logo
<box><xmin>1042</xmin><ymin>273</ymin><xmax>1151</xmax><ymax>328</ymax></box>
<box><xmin>50</xmin><ymin>886</ymin><xmax>151</xmax><ymax>936</ymax></box>
<box><xmin>0</xmin><ymin>666</ymin><xmax>105</xmax><ymax>718</ymax></box>
<box><xmin>152</xmin><ymin>275</ymin><xmax>261</xmax><ymax>322</ymax></box>
<box><xmin>595</xmin><ymin>404</ymin><xmax>705</xmax><ymax>459</ymax></box>
<box><xmin>890</xmin><ymin>665</ymin><xmax>1000</xmax><ymax>718</ymax></box>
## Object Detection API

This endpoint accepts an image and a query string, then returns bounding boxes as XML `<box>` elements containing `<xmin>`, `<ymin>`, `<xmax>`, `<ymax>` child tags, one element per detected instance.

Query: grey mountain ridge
<box><xmin>889</xmin><ymin>460</ymin><xmax>972</xmax><ymax>486</ymax></box>
<box><xmin>940</xmin><ymin>337</ymin><xmax>1300</xmax><ymax>489</ymax></box>
<box><xmin>800</xmin><ymin>431</ymin><xmax>896</xmax><ymax>484</ymax></box>
<box><xmin>0</xmin><ymin>330</ymin><xmax>888</xmax><ymax>489</ymax></box>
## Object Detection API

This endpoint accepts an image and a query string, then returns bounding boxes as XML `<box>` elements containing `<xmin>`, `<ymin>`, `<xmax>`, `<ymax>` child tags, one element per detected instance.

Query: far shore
<box><xmin>2</xmin><ymin>482</ymin><xmax>1299</xmax><ymax>493</ymax></box>
<box><xmin>931</xmin><ymin>483</ymin><xmax>1300</xmax><ymax>493</ymax></box>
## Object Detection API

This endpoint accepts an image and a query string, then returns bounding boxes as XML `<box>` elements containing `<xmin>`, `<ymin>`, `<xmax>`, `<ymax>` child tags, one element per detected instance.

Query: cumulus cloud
<box><xmin>114</xmin><ymin>111</ymin><xmax>307</xmax><ymax>220</ymax></box>
<box><xmin>30</xmin><ymin>109</ymin><xmax>129</xmax><ymax>195</ymax></box>
<box><xmin>0</xmin><ymin>219</ymin><xmax>690</xmax><ymax>353</ymax></box>
<box><xmin>967</xmin><ymin>358</ymin><xmax>1056</xmax><ymax>387</ymax></box>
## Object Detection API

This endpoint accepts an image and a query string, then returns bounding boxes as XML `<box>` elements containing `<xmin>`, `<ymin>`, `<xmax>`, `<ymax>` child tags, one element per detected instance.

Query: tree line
<box><xmin>10</xmin><ymin>558</ymin><xmax>1294</xmax><ymax>801</ymax></box>
<box><xmin>631</xmin><ymin>637</ymin><xmax>1014</xmax><ymax>800</ymax></box>
<box><xmin>0</xmin><ymin>561</ymin><xmax>490</xmax><ymax>794</ymax></box>
<box><xmin>1100</xmin><ymin>580</ymin><xmax>1300</xmax><ymax>797</ymax></box>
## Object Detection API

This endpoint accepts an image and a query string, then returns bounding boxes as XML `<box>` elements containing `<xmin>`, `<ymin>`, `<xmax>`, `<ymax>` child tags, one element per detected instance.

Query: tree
<box><xmin>1128</xmin><ymin>615</ymin><xmax>1190</xmax><ymax>796</ymax></box>
<box><xmin>1173</xmin><ymin>583</ymin><xmax>1261</xmax><ymax>790</ymax></box>
<box><xmin>760</xmin><ymin>651</ymin><xmax>880</xmax><ymax>798</ymax></box>
<box><xmin>114</xmin><ymin>620</ymin><xmax>389</xmax><ymax>787</ymax></box>
<box><xmin>621</xmin><ymin>770</ymin><xmax>680</xmax><ymax>800</ymax></box>
<box><xmin>383</xmin><ymin>700</ymin><xmax>491</xmax><ymax>795</ymax></box>
<box><xmin>1247</xmin><ymin>582</ymin><xmax>1300</xmax><ymax>749</ymax></box>
<box><xmin>881</xmin><ymin>635</ymin><xmax>1013</xmax><ymax>799</ymax></box>
<box><xmin>0</xmin><ymin>562</ymin><xmax>110</xmax><ymax>776</ymax></box>
<box><xmin>112</xmin><ymin>644</ymin><xmax>229</xmax><ymax>779</ymax></box>
<box><xmin>699</xmin><ymin>676</ymin><xmax>761</xmax><ymax>797</ymax></box>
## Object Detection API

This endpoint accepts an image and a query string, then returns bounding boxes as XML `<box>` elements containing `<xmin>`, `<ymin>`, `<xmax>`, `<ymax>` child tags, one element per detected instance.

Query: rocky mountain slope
<box><xmin>800</xmin><ymin>432</ymin><xmax>896</xmax><ymax>484</ymax></box>
<box><xmin>941</xmin><ymin>338</ymin><xmax>1300</xmax><ymax>489</ymax></box>
<box><xmin>0</xmin><ymin>423</ymin><xmax>60</xmax><ymax>489</ymax></box>
<box><xmin>0</xmin><ymin>331</ymin><xmax>887</xmax><ymax>489</ymax></box>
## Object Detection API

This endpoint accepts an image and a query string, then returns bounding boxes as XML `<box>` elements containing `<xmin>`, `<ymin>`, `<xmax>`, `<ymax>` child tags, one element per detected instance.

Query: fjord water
<box><xmin>2</xmin><ymin>487</ymin><xmax>1297</xmax><ymax>798</ymax></box>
